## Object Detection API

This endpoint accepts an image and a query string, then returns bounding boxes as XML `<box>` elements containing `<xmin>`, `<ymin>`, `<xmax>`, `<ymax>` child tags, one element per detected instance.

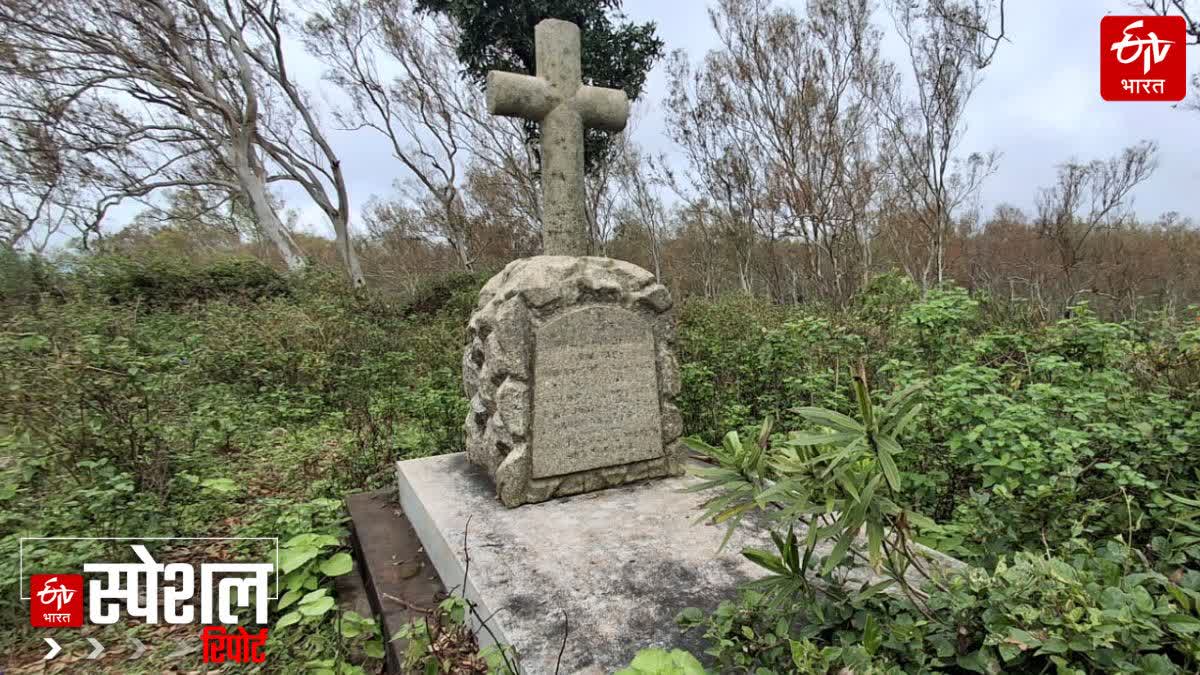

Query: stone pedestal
<box><xmin>395</xmin><ymin>453</ymin><xmax>775</xmax><ymax>674</ymax></box>
<box><xmin>463</xmin><ymin>256</ymin><xmax>684</xmax><ymax>507</ymax></box>
<box><xmin>389</xmin><ymin>454</ymin><xmax>964</xmax><ymax>674</ymax></box>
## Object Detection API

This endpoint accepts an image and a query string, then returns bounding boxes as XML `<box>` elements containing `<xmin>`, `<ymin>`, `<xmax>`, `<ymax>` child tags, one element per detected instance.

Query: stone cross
<box><xmin>486</xmin><ymin>19</ymin><xmax>629</xmax><ymax>256</ymax></box>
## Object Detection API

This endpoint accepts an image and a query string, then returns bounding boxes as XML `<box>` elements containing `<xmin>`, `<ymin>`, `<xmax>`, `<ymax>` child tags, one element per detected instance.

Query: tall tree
<box><xmin>414</xmin><ymin>0</ymin><xmax>664</xmax><ymax>171</ymax></box>
<box><xmin>876</xmin><ymin>0</ymin><xmax>1005</xmax><ymax>290</ymax></box>
<box><xmin>306</xmin><ymin>0</ymin><xmax>540</xmax><ymax>271</ymax></box>
<box><xmin>0</xmin><ymin>0</ymin><xmax>366</xmax><ymax>285</ymax></box>
<box><xmin>665</xmin><ymin>0</ymin><xmax>889</xmax><ymax>303</ymax></box>
<box><xmin>1035</xmin><ymin>142</ymin><xmax>1157</xmax><ymax>309</ymax></box>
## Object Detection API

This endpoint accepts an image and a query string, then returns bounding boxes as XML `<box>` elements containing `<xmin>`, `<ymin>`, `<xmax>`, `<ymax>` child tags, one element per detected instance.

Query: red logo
<box><xmin>30</xmin><ymin>574</ymin><xmax>84</xmax><ymax>627</ymax></box>
<box><xmin>1101</xmin><ymin>16</ymin><xmax>1187</xmax><ymax>101</ymax></box>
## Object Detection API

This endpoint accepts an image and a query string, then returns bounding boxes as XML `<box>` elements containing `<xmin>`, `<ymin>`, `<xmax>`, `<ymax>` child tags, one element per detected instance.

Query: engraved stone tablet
<box><xmin>531</xmin><ymin>307</ymin><xmax>662</xmax><ymax>478</ymax></box>
<box><xmin>462</xmin><ymin>256</ymin><xmax>686</xmax><ymax>507</ymax></box>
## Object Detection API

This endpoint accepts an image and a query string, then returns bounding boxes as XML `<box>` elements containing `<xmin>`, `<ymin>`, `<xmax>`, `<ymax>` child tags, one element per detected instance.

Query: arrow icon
<box><xmin>86</xmin><ymin>636</ymin><xmax>105</xmax><ymax>659</ymax></box>
<box><xmin>43</xmin><ymin>637</ymin><xmax>61</xmax><ymax>660</ymax></box>
<box><xmin>128</xmin><ymin>637</ymin><xmax>147</xmax><ymax>660</ymax></box>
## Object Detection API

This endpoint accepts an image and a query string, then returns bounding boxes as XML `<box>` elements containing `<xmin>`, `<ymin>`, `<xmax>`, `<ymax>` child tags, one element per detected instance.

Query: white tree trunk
<box><xmin>331</xmin><ymin>212</ymin><xmax>365</xmax><ymax>287</ymax></box>
<box><xmin>232</xmin><ymin>146</ymin><xmax>305</xmax><ymax>271</ymax></box>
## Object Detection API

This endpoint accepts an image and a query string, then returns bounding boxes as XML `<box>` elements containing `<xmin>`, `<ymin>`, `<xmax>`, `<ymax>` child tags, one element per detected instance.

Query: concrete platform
<box><xmin>395</xmin><ymin>453</ymin><xmax>775</xmax><ymax>674</ymax></box>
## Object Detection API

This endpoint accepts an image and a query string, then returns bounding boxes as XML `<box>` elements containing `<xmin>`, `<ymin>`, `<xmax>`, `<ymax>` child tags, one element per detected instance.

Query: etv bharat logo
<box><xmin>30</xmin><ymin>574</ymin><xmax>83</xmax><ymax>627</ymax></box>
<box><xmin>1101</xmin><ymin>16</ymin><xmax>1187</xmax><ymax>101</ymax></box>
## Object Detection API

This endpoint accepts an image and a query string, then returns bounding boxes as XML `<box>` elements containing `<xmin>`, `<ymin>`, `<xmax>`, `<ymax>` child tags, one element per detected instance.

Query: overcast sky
<box><xmin>297</xmin><ymin>0</ymin><xmax>1199</xmax><ymax>236</ymax></box>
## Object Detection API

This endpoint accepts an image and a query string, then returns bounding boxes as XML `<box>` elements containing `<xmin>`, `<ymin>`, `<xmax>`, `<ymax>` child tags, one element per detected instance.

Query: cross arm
<box><xmin>576</xmin><ymin>85</ymin><xmax>629</xmax><ymax>132</ymax></box>
<box><xmin>487</xmin><ymin>71</ymin><xmax>553</xmax><ymax>121</ymax></box>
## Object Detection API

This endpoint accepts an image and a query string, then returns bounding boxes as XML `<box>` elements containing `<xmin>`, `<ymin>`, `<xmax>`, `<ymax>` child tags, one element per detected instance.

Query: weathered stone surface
<box><xmin>530</xmin><ymin>306</ymin><xmax>662</xmax><ymax>478</ymax></box>
<box><xmin>660</xmin><ymin>403</ymin><xmax>684</xmax><ymax>444</ymax></box>
<box><xmin>396</xmin><ymin>453</ymin><xmax>776</xmax><ymax>674</ymax></box>
<box><xmin>495</xmin><ymin>379</ymin><xmax>529</xmax><ymax>438</ymax></box>
<box><xmin>397</xmin><ymin>454</ymin><xmax>964</xmax><ymax>673</ymax></box>
<box><xmin>633</xmin><ymin>284</ymin><xmax>672</xmax><ymax>312</ymax></box>
<box><xmin>464</xmin><ymin>256</ymin><xmax>682</xmax><ymax>506</ymax></box>
<box><xmin>486</xmin><ymin>19</ymin><xmax>629</xmax><ymax>257</ymax></box>
<box><xmin>659</xmin><ymin>348</ymin><xmax>681</xmax><ymax>396</ymax></box>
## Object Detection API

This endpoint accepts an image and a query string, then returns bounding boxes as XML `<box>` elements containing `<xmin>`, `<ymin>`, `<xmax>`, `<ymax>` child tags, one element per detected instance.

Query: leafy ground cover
<box><xmin>0</xmin><ymin>253</ymin><xmax>479</xmax><ymax>673</ymax></box>
<box><xmin>668</xmin><ymin>273</ymin><xmax>1200</xmax><ymax>673</ymax></box>
<box><xmin>2</xmin><ymin>256</ymin><xmax>1198</xmax><ymax>673</ymax></box>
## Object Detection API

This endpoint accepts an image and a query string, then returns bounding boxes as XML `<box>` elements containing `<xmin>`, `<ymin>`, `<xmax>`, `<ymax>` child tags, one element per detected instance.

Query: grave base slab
<box><xmin>395</xmin><ymin>452</ymin><xmax>773</xmax><ymax>674</ymax></box>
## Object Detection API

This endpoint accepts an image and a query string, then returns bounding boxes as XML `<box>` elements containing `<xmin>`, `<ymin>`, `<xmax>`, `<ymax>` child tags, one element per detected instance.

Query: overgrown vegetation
<box><xmin>0</xmin><ymin>252</ymin><xmax>480</xmax><ymax>672</ymax></box>
<box><xmin>663</xmin><ymin>273</ymin><xmax>1200</xmax><ymax>673</ymax></box>
<box><xmin>4</xmin><ymin>252</ymin><xmax>1200</xmax><ymax>672</ymax></box>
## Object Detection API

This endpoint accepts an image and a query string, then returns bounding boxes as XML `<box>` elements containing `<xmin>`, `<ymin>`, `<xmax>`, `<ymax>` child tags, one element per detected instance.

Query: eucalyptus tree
<box><xmin>0</xmin><ymin>0</ymin><xmax>365</xmax><ymax>285</ymax></box>
<box><xmin>665</xmin><ymin>0</ymin><xmax>891</xmax><ymax>303</ymax></box>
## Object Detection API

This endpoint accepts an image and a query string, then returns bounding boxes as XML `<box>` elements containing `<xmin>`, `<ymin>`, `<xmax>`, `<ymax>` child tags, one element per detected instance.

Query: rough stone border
<box><xmin>463</xmin><ymin>256</ymin><xmax>685</xmax><ymax>507</ymax></box>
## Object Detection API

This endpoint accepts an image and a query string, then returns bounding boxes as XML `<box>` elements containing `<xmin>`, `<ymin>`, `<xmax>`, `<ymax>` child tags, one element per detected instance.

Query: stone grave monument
<box><xmin>462</xmin><ymin>18</ymin><xmax>685</xmax><ymax>507</ymax></box>
<box><xmin>391</xmin><ymin>18</ymin><xmax>777</xmax><ymax>673</ymax></box>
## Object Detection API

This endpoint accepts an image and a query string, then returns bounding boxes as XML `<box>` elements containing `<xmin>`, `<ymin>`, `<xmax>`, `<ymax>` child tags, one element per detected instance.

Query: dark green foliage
<box><xmin>674</xmin><ymin>288</ymin><xmax>1200</xmax><ymax>568</ymax></box>
<box><xmin>0</xmin><ymin>248</ymin><xmax>63</xmax><ymax>314</ymax></box>
<box><xmin>0</xmin><ymin>255</ymin><xmax>481</xmax><ymax>669</ymax></box>
<box><xmin>4</xmin><ymin>255</ymin><xmax>1199</xmax><ymax>672</ymax></box>
<box><xmin>81</xmin><ymin>254</ymin><xmax>289</xmax><ymax>306</ymax></box>
<box><xmin>415</xmin><ymin>0</ymin><xmax>664</xmax><ymax>171</ymax></box>
<box><xmin>675</xmin><ymin>539</ymin><xmax>1200</xmax><ymax>674</ymax></box>
<box><xmin>399</xmin><ymin>267</ymin><xmax>496</xmax><ymax>318</ymax></box>
<box><xmin>666</xmin><ymin>284</ymin><xmax>1200</xmax><ymax>674</ymax></box>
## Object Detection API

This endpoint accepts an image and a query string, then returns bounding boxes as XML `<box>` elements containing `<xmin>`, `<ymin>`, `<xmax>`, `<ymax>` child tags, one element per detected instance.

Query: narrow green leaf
<box><xmin>1165</xmin><ymin>614</ymin><xmax>1200</xmax><ymax>633</ymax></box>
<box><xmin>786</xmin><ymin>431</ymin><xmax>859</xmax><ymax>447</ymax></box>
<box><xmin>793</xmin><ymin>407</ymin><xmax>864</xmax><ymax>433</ymax></box>
<box><xmin>743</xmin><ymin>547</ymin><xmax>789</xmax><ymax>575</ymax></box>
<box><xmin>875</xmin><ymin>436</ymin><xmax>902</xmax><ymax>492</ymax></box>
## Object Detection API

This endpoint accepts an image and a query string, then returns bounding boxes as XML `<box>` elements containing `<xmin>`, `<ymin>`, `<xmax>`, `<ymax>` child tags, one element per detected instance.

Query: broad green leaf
<box><xmin>299</xmin><ymin>596</ymin><xmax>335</xmax><ymax>616</ymax></box>
<box><xmin>363</xmin><ymin>640</ymin><xmax>385</xmax><ymax>659</ymax></box>
<box><xmin>299</xmin><ymin>588</ymin><xmax>328</xmax><ymax>604</ymax></box>
<box><xmin>1006</xmin><ymin>627</ymin><xmax>1041</xmax><ymax>649</ymax></box>
<box><xmin>199</xmin><ymin>478</ymin><xmax>238</xmax><ymax>494</ymax></box>
<box><xmin>275</xmin><ymin>611</ymin><xmax>302</xmax><ymax>629</ymax></box>
<box><xmin>279</xmin><ymin>546</ymin><xmax>321</xmax><ymax>574</ymax></box>
<box><xmin>283</xmin><ymin>533</ymin><xmax>340</xmax><ymax>549</ymax></box>
<box><xmin>341</xmin><ymin>619</ymin><xmax>362</xmax><ymax>638</ymax></box>
<box><xmin>1038</xmin><ymin>637</ymin><xmax>1068</xmax><ymax>655</ymax></box>
<box><xmin>675</xmin><ymin>607</ymin><xmax>705</xmax><ymax>626</ymax></box>
<box><xmin>319</xmin><ymin>552</ymin><xmax>353</xmax><ymax>577</ymax></box>
<box><xmin>277</xmin><ymin>588</ymin><xmax>304</xmax><ymax>610</ymax></box>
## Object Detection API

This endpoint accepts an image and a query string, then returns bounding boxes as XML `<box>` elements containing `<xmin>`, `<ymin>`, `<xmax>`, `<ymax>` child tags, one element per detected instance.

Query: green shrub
<box><xmin>0</xmin><ymin>254</ymin><xmax>472</xmax><ymax>665</ymax></box>
<box><xmin>82</xmin><ymin>254</ymin><xmax>288</xmax><ymax>306</ymax></box>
